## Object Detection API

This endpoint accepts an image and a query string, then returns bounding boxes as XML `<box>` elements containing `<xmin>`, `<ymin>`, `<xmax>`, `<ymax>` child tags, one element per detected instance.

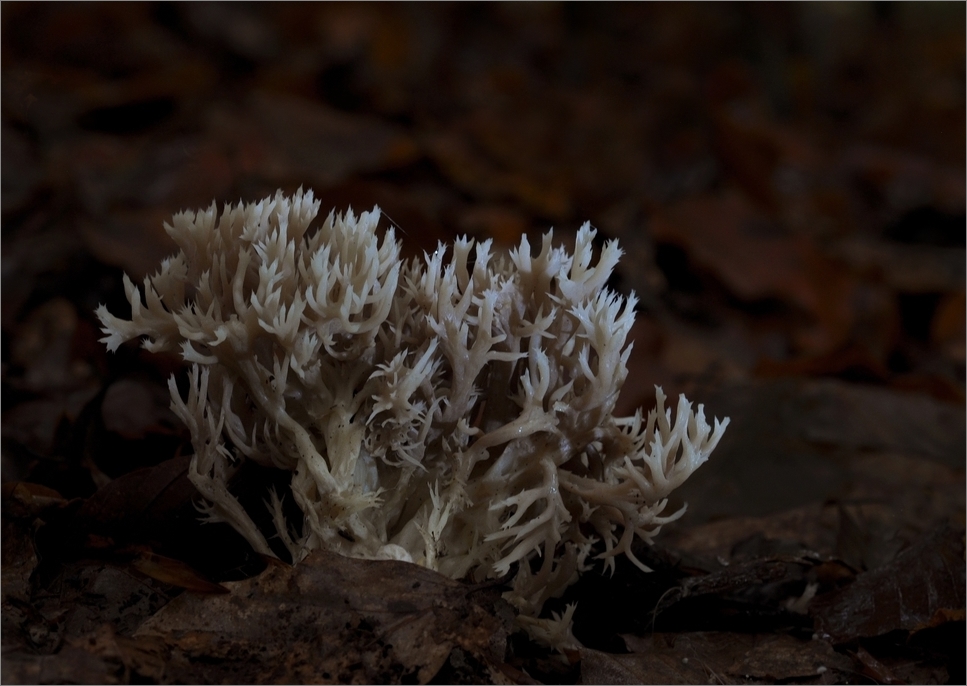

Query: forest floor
<box><xmin>3</xmin><ymin>4</ymin><xmax>964</xmax><ymax>684</ymax></box>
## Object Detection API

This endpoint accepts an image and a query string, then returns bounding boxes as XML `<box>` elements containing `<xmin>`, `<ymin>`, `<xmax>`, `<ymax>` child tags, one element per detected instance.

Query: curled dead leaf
<box><xmin>129</xmin><ymin>551</ymin><xmax>228</xmax><ymax>594</ymax></box>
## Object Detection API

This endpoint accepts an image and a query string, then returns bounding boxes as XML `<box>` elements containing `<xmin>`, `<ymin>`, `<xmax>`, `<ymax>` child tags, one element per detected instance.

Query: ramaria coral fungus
<box><xmin>96</xmin><ymin>188</ymin><xmax>728</xmax><ymax>630</ymax></box>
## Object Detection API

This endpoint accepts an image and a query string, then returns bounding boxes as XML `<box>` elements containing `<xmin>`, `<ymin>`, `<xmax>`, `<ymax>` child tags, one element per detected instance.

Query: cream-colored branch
<box><xmin>97</xmin><ymin>188</ymin><xmax>728</xmax><ymax>649</ymax></box>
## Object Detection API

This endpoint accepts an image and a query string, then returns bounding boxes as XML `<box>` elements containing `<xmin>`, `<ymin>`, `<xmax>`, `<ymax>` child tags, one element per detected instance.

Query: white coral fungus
<box><xmin>97</xmin><ymin>188</ymin><xmax>728</xmax><ymax>622</ymax></box>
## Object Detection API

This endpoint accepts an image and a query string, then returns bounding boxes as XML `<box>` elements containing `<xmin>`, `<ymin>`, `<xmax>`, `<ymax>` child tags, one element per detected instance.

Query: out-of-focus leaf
<box><xmin>309</xmin><ymin>177</ymin><xmax>453</xmax><ymax>259</ymax></box>
<box><xmin>10</xmin><ymin>298</ymin><xmax>93</xmax><ymax>392</ymax></box>
<box><xmin>1</xmin><ymin>125</ymin><xmax>44</xmax><ymax>213</ymax></box>
<box><xmin>37</xmin><ymin>453</ymin><xmax>270</xmax><ymax>585</ymax></box>
<box><xmin>425</xmin><ymin>130</ymin><xmax>572</xmax><ymax>220</ymax></box>
<box><xmin>78</xmin><ymin>207</ymin><xmax>193</xmax><ymax>281</ymax></box>
<box><xmin>129</xmin><ymin>551</ymin><xmax>227</xmax><ymax>594</ymax></box>
<box><xmin>932</xmin><ymin>291</ymin><xmax>966</xmax><ymax>364</ymax></box>
<box><xmin>0</xmin><ymin>221</ymin><xmax>86</xmax><ymax>330</ymax></box>
<box><xmin>916</xmin><ymin>606</ymin><xmax>967</xmax><ymax>631</ymax></box>
<box><xmin>811</xmin><ymin>525</ymin><xmax>966</xmax><ymax>642</ymax></box>
<box><xmin>755</xmin><ymin>340</ymin><xmax>892</xmax><ymax>384</ymax></box>
<box><xmin>833</xmin><ymin>503</ymin><xmax>906</xmax><ymax>572</ymax></box>
<box><xmin>457</xmin><ymin>204</ymin><xmax>530</xmax><ymax>247</ymax></box>
<box><xmin>794</xmin><ymin>380</ymin><xmax>965</xmax><ymax>466</ymax></box>
<box><xmin>2</xmin><ymin>398</ymin><xmax>71</xmax><ymax>457</ymax></box>
<box><xmin>843</xmin><ymin>145</ymin><xmax>966</xmax><ymax>218</ymax></box>
<box><xmin>673</xmin><ymin>378</ymin><xmax>966</xmax><ymax>527</ymax></box>
<box><xmin>832</xmin><ymin>236</ymin><xmax>965</xmax><ymax>293</ymax></box>
<box><xmin>664</xmin><ymin>502</ymin><xmax>839</xmax><ymax>562</ymax></box>
<box><xmin>69</xmin><ymin>455</ymin><xmax>193</xmax><ymax>548</ymax></box>
<box><xmin>100</xmin><ymin>378</ymin><xmax>180</xmax><ymax>440</ymax></box>
<box><xmin>250</xmin><ymin>91</ymin><xmax>420</xmax><ymax>186</ymax></box>
<box><xmin>182</xmin><ymin>3</ymin><xmax>280</xmax><ymax>61</ymax></box>
<box><xmin>135</xmin><ymin>550</ymin><xmax>510</xmax><ymax>684</ymax></box>
<box><xmin>650</xmin><ymin>189</ymin><xmax>857</xmax><ymax>355</ymax></box>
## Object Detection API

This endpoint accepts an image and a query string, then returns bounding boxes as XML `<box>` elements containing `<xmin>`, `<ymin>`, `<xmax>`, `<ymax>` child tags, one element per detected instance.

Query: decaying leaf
<box><xmin>20</xmin><ymin>560</ymin><xmax>173</xmax><ymax>645</ymax></box>
<box><xmin>2</xmin><ymin>483</ymin><xmax>61</xmax><ymax>606</ymax></box>
<box><xmin>811</xmin><ymin>525</ymin><xmax>966</xmax><ymax>642</ymax></box>
<box><xmin>68</xmin><ymin>624</ymin><xmax>166</xmax><ymax>684</ymax></box>
<box><xmin>2</xmin><ymin>520</ymin><xmax>39</xmax><ymax>603</ymax></box>
<box><xmin>134</xmin><ymin>550</ymin><xmax>511</xmax><ymax>684</ymax></box>
<box><xmin>2</xmin><ymin>482</ymin><xmax>67</xmax><ymax>519</ymax></box>
<box><xmin>1</xmin><ymin>623</ymin><xmax>167</xmax><ymax>686</ymax></box>
<box><xmin>100</xmin><ymin>378</ymin><xmax>180</xmax><ymax>441</ymax></box>
<box><xmin>581</xmin><ymin>632</ymin><xmax>853</xmax><ymax>685</ymax></box>
<box><xmin>852</xmin><ymin>645</ymin><xmax>902</xmax><ymax>685</ymax></box>
<box><xmin>1</xmin><ymin>645</ymin><xmax>117</xmax><ymax>686</ymax></box>
<box><xmin>129</xmin><ymin>551</ymin><xmax>227</xmax><ymax>594</ymax></box>
<box><xmin>71</xmin><ymin>455</ymin><xmax>193</xmax><ymax>547</ymax></box>
<box><xmin>833</xmin><ymin>503</ymin><xmax>906</xmax><ymax>573</ymax></box>
<box><xmin>663</xmin><ymin>502</ymin><xmax>839</xmax><ymax>563</ymax></box>
<box><xmin>722</xmin><ymin>633</ymin><xmax>852</xmax><ymax>681</ymax></box>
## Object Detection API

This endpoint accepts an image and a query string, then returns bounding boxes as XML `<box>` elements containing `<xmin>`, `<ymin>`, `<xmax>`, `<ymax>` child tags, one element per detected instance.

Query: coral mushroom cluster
<box><xmin>97</xmin><ymin>188</ymin><xmax>728</xmax><ymax>623</ymax></box>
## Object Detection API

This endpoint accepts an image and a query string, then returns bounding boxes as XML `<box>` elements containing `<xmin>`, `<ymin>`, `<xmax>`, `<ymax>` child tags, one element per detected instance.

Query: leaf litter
<box><xmin>2</xmin><ymin>3</ymin><xmax>964</xmax><ymax>684</ymax></box>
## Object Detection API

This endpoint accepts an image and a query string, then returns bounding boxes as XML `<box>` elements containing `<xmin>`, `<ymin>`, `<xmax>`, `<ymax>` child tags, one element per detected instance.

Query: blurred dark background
<box><xmin>1</xmin><ymin>7</ymin><xmax>964</xmax><ymax>683</ymax></box>
<box><xmin>2</xmin><ymin>2</ymin><xmax>964</xmax><ymax>519</ymax></box>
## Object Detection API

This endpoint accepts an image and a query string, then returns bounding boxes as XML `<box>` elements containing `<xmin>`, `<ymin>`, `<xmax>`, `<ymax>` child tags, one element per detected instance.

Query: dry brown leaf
<box><xmin>811</xmin><ymin>525</ymin><xmax>966</xmax><ymax>642</ymax></box>
<box><xmin>663</xmin><ymin>503</ymin><xmax>840</xmax><ymax>562</ymax></box>
<box><xmin>2</xmin><ymin>482</ymin><xmax>68</xmax><ymax>518</ymax></box>
<box><xmin>1</xmin><ymin>645</ymin><xmax>117</xmax><ymax>686</ymax></box>
<box><xmin>672</xmin><ymin>377</ymin><xmax>966</xmax><ymax>529</ymax></box>
<box><xmin>582</xmin><ymin>632</ymin><xmax>852</xmax><ymax>685</ymax></box>
<box><xmin>129</xmin><ymin>551</ymin><xmax>228</xmax><ymax>594</ymax></box>
<box><xmin>29</xmin><ymin>562</ymin><xmax>172</xmax><ymax>641</ymax></box>
<box><xmin>424</xmin><ymin>130</ymin><xmax>572</xmax><ymax>220</ymax></box>
<box><xmin>100</xmin><ymin>378</ymin><xmax>180</xmax><ymax>440</ymax></box>
<box><xmin>135</xmin><ymin>550</ymin><xmax>510</xmax><ymax>684</ymax></box>
<box><xmin>67</xmin><ymin>624</ymin><xmax>166</xmax><ymax>683</ymax></box>
<box><xmin>72</xmin><ymin>455</ymin><xmax>193</xmax><ymax>547</ymax></box>
<box><xmin>10</xmin><ymin>298</ymin><xmax>90</xmax><ymax>392</ymax></box>
<box><xmin>794</xmin><ymin>380</ymin><xmax>965</xmax><ymax>466</ymax></box>
<box><xmin>932</xmin><ymin>291</ymin><xmax>966</xmax><ymax>364</ymax></box>
<box><xmin>79</xmin><ymin>207</ymin><xmax>195</xmax><ymax>280</ymax></box>
<box><xmin>843</xmin><ymin>145</ymin><xmax>966</xmax><ymax>217</ymax></box>
<box><xmin>250</xmin><ymin>91</ymin><xmax>420</xmax><ymax>186</ymax></box>
<box><xmin>2</xmin><ymin>622</ymin><xmax>167</xmax><ymax>685</ymax></box>
<box><xmin>853</xmin><ymin>645</ymin><xmax>902</xmax><ymax>685</ymax></box>
<box><xmin>1</xmin><ymin>125</ymin><xmax>44</xmax><ymax>213</ymax></box>
<box><xmin>721</xmin><ymin>633</ymin><xmax>851</xmax><ymax>681</ymax></box>
<box><xmin>580</xmin><ymin>646</ymin><xmax>711</xmax><ymax>685</ymax></box>
<box><xmin>457</xmin><ymin>204</ymin><xmax>530</xmax><ymax>247</ymax></box>
<box><xmin>2</xmin><ymin>519</ymin><xmax>39</xmax><ymax>602</ymax></box>
<box><xmin>655</xmin><ymin>189</ymin><xmax>858</xmax><ymax>352</ymax></box>
<box><xmin>832</xmin><ymin>236</ymin><xmax>965</xmax><ymax>293</ymax></box>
